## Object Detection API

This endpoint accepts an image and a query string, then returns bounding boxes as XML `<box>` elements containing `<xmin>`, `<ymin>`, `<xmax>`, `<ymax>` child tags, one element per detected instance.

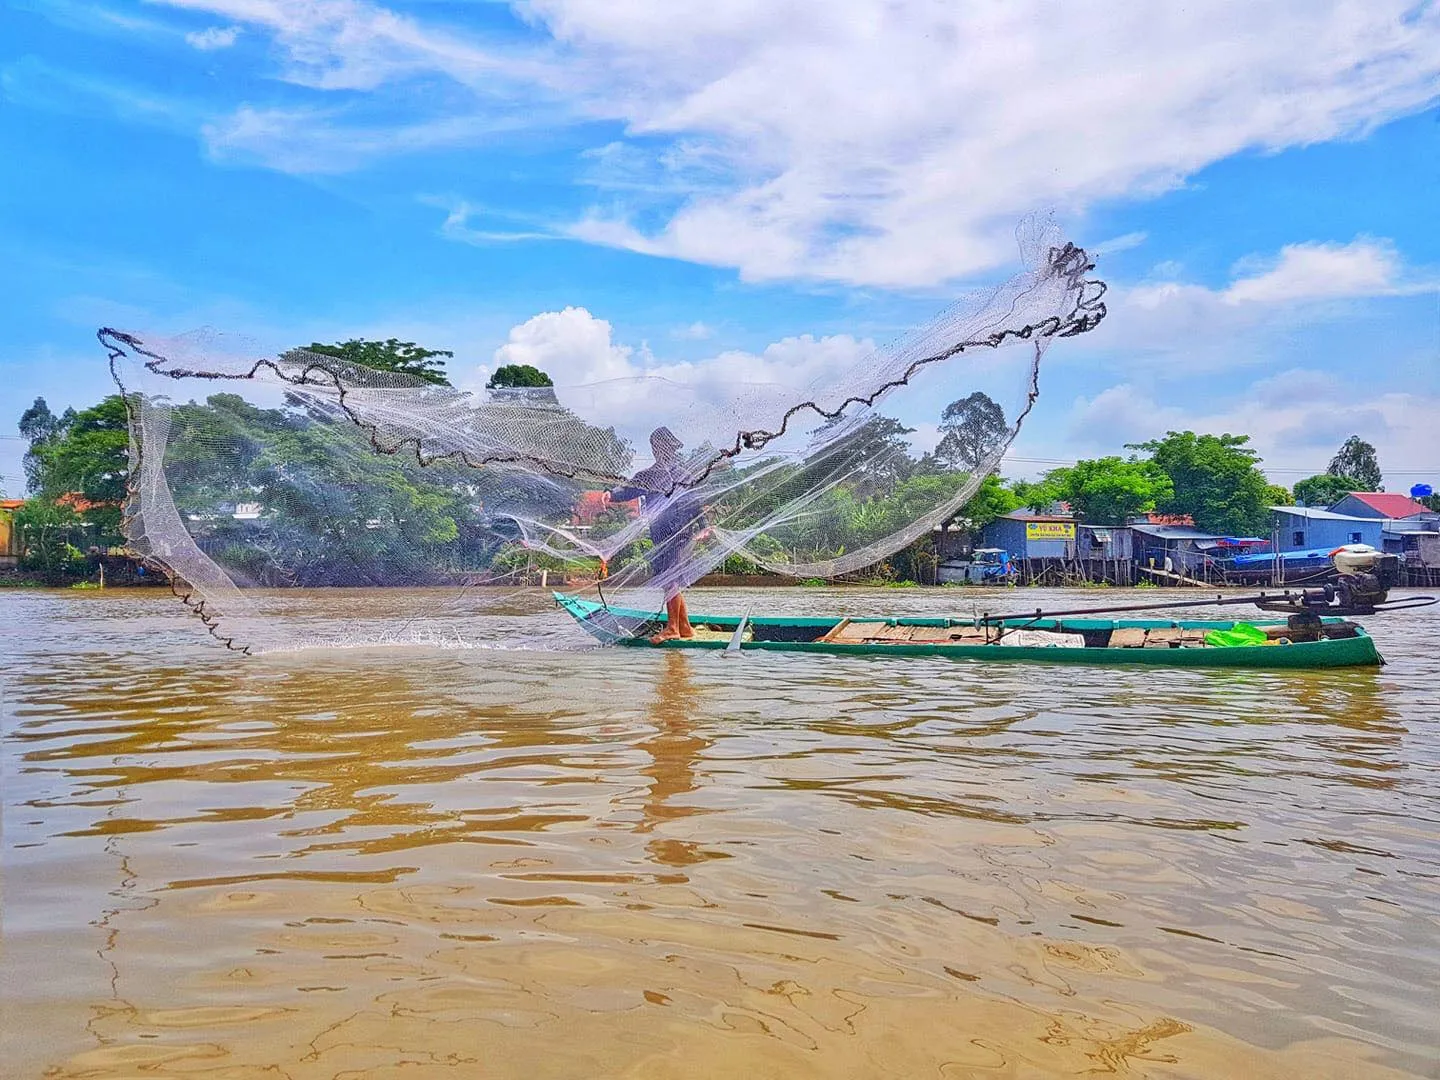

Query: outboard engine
<box><xmin>1330</xmin><ymin>544</ymin><xmax>1398</xmax><ymax>611</ymax></box>
<box><xmin>1252</xmin><ymin>542</ymin><xmax>1430</xmax><ymax>616</ymax></box>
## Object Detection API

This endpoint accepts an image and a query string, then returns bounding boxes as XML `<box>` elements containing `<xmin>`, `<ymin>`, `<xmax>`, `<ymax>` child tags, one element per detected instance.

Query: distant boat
<box><xmin>1218</xmin><ymin>548</ymin><xmax>1337</xmax><ymax>583</ymax></box>
<box><xmin>554</xmin><ymin>594</ymin><xmax>1382</xmax><ymax>669</ymax></box>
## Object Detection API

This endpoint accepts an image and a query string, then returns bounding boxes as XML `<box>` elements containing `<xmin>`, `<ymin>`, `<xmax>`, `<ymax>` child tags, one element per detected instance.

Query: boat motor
<box><xmin>1330</xmin><ymin>544</ymin><xmax>1399</xmax><ymax>610</ymax></box>
<box><xmin>1251</xmin><ymin>544</ymin><xmax>1421</xmax><ymax>615</ymax></box>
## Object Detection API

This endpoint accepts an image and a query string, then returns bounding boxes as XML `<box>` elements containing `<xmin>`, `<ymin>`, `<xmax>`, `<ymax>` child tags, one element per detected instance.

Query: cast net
<box><xmin>102</xmin><ymin>220</ymin><xmax>1105</xmax><ymax>653</ymax></box>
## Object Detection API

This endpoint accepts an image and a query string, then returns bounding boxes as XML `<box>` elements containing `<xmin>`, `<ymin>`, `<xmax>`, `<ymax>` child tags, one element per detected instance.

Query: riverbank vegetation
<box><xmin>7</xmin><ymin>336</ymin><xmax>1399</xmax><ymax>586</ymax></box>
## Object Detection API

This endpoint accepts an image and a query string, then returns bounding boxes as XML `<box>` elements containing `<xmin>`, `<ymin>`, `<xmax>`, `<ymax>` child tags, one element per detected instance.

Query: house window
<box><xmin>1292</xmin><ymin>530</ymin><xmax>1305</xmax><ymax>546</ymax></box>
<box><xmin>1350</xmin><ymin>532</ymin><xmax>1362</xmax><ymax>544</ymax></box>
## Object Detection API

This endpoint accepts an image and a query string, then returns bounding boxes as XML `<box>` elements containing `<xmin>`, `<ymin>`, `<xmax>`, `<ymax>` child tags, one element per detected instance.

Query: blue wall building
<box><xmin>980</xmin><ymin>513</ymin><xmax>1076</xmax><ymax>559</ymax></box>
<box><xmin>1271</xmin><ymin>506</ymin><xmax>1382</xmax><ymax>552</ymax></box>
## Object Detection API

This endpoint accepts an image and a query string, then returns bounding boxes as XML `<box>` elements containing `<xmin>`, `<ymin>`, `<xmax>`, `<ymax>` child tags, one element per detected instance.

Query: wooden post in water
<box><xmin>1271</xmin><ymin>514</ymin><xmax>1282</xmax><ymax>588</ymax></box>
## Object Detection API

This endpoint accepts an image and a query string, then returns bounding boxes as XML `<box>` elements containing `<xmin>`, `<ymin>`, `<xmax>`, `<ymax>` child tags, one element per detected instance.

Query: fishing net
<box><xmin>102</xmin><ymin>220</ymin><xmax>1105</xmax><ymax>653</ymax></box>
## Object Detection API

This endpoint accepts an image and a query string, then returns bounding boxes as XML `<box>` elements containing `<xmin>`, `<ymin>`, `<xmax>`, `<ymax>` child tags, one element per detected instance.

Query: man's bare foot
<box><xmin>649</xmin><ymin>627</ymin><xmax>682</xmax><ymax>644</ymax></box>
<box><xmin>679</xmin><ymin>625</ymin><xmax>695</xmax><ymax>639</ymax></box>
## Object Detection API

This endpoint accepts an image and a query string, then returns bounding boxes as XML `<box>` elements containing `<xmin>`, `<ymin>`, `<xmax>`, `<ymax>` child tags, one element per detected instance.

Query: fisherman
<box><xmin>611</xmin><ymin>427</ymin><xmax>708</xmax><ymax>643</ymax></box>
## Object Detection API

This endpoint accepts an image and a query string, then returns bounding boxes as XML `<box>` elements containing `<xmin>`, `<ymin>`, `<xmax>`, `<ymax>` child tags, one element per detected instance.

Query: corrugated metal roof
<box><xmin>1270</xmin><ymin>505</ymin><xmax>1376</xmax><ymax>521</ymax></box>
<box><xmin>1000</xmin><ymin>511</ymin><xmax>1074</xmax><ymax>522</ymax></box>
<box><xmin>1130</xmin><ymin>524</ymin><xmax>1227</xmax><ymax>540</ymax></box>
<box><xmin>1339</xmin><ymin>492</ymin><xmax>1432</xmax><ymax>518</ymax></box>
<box><xmin>1383</xmin><ymin>517</ymin><xmax>1440</xmax><ymax>534</ymax></box>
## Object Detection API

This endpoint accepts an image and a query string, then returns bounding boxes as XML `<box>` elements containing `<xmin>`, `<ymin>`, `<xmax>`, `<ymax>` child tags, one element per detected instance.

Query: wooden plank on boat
<box><xmin>1141</xmin><ymin>627</ymin><xmax>1209</xmax><ymax>647</ymax></box>
<box><xmin>868</xmin><ymin>624</ymin><xmax>922</xmax><ymax>642</ymax></box>
<box><xmin>910</xmin><ymin>628</ymin><xmax>991</xmax><ymax>644</ymax></box>
<box><xmin>1110</xmin><ymin>627</ymin><xmax>1147</xmax><ymax>648</ymax></box>
<box><xmin>823</xmin><ymin>620</ymin><xmax>890</xmax><ymax>643</ymax></box>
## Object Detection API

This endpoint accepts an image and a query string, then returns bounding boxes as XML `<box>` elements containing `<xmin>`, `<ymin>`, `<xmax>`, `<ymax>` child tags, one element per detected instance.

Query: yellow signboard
<box><xmin>1025</xmin><ymin>521</ymin><xmax>1075</xmax><ymax>541</ymax></box>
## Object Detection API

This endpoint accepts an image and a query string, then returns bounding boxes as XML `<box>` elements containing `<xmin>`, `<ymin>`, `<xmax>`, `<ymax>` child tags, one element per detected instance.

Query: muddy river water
<box><xmin>2</xmin><ymin>586</ymin><xmax>1437</xmax><ymax>1078</ymax></box>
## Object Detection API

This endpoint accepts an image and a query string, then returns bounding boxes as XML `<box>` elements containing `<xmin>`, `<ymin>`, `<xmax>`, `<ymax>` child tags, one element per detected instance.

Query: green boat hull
<box><xmin>553</xmin><ymin>593</ymin><xmax>1383</xmax><ymax>670</ymax></box>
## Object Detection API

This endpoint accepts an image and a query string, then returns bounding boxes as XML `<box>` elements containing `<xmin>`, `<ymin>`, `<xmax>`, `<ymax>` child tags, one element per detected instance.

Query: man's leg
<box><xmin>675</xmin><ymin>593</ymin><xmax>693</xmax><ymax>638</ymax></box>
<box><xmin>650</xmin><ymin>593</ymin><xmax>684</xmax><ymax>643</ymax></box>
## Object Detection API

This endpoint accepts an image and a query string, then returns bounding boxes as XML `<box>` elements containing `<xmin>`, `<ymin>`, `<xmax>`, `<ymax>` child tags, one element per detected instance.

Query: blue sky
<box><xmin>3</xmin><ymin>0</ymin><xmax>1439</xmax><ymax>497</ymax></box>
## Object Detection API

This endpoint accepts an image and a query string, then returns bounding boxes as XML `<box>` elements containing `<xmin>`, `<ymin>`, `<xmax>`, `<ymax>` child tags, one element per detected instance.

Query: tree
<box><xmin>934</xmin><ymin>392</ymin><xmax>1008</xmax><ymax>471</ymax></box>
<box><xmin>1128</xmin><ymin>431</ymin><xmax>1270</xmax><ymax>536</ymax></box>
<box><xmin>1008</xmin><ymin>477</ymin><xmax>1060</xmax><ymax>514</ymax></box>
<box><xmin>27</xmin><ymin>396</ymin><xmax>130</xmax><ymax>546</ymax></box>
<box><xmin>487</xmin><ymin>364</ymin><xmax>554</xmax><ymax>390</ymax></box>
<box><xmin>13</xmin><ymin>500</ymin><xmax>84</xmax><ymax>583</ymax></box>
<box><xmin>952</xmin><ymin>473</ymin><xmax>1020</xmax><ymax>532</ymax></box>
<box><xmin>1293</xmin><ymin>473</ymin><xmax>1360</xmax><ymax>508</ymax></box>
<box><xmin>1043</xmin><ymin>456</ymin><xmax>1173</xmax><ymax>524</ymax></box>
<box><xmin>1265</xmin><ymin>483</ymin><xmax>1294</xmax><ymax>507</ymax></box>
<box><xmin>304</xmin><ymin>339</ymin><xmax>453</xmax><ymax>387</ymax></box>
<box><xmin>1327</xmin><ymin>435</ymin><xmax>1381</xmax><ymax>491</ymax></box>
<box><xmin>18</xmin><ymin>397</ymin><xmax>74</xmax><ymax>493</ymax></box>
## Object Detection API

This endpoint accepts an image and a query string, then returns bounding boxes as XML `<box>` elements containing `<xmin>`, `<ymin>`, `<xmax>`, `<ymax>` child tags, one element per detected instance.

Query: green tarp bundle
<box><xmin>1204</xmin><ymin>623</ymin><xmax>1270</xmax><ymax>648</ymax></box>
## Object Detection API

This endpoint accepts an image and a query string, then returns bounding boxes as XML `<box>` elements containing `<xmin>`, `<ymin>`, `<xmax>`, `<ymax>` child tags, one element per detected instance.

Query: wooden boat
<box><xmin>554</xmin><ymin>593</ymin><xmax>1383</xmax><ymax>669</ymax></box>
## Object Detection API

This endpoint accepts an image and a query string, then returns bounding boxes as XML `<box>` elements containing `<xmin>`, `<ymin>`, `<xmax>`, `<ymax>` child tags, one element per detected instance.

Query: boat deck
<box><xmin>554</xmin><ymin>594</ymin><xmax>1383</xmax><ymax>669</ymax></box>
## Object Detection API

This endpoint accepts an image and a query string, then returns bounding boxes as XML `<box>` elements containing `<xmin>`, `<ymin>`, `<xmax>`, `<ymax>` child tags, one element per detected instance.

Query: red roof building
<box><xmin>1329</xmin><ymin>492</ymin><xmax>1433</xmax><ymax>520</ymax></box>
<box><xmin>1139</xmin><ymin>512</ymin><xmax>1196</xmax><ymax>526</ymax></box>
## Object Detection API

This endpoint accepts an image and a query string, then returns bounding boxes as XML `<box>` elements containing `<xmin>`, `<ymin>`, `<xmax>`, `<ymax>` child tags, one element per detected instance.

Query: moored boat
<box><xmin>554</xmin><ymin>593</ymin><xmax>1383</xmax><ymax>669</ymax></box>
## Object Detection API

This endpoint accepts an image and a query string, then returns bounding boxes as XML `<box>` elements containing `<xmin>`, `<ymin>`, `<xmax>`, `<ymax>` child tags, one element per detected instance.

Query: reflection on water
<box><xmin>2</xmin><ymin>586</ymin><xmax>1438</xmax><ymax>1078</ymax></box>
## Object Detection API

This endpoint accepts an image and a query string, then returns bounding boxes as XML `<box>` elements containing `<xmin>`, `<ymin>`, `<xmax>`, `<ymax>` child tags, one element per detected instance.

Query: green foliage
<box><xmin>950</xmin><ymin>473</ymin><xmax>1019</xmax><ymax>531</ymax></box>
<box><xmin>1008</xmin><ymin>478</ymin><xmax>1058</xmax><ymax>514</ymax></box>
<box><xmin>815</xmin><ymin>415</ymin><xmax>918</xmax><ymax>501</ymax></box>
<box><xmin>491</xmin><ymin>543</ymin><xmax>596</xmax><ymax>575</ymax></box>
<box><xmin>1042</xmin><ymin>456</ymin><xmax>1172</xmax><ymax>524</ymax></box>
<box><xmin>1265</xmin><ymin>484</ymin><xmax>1294</xmax><ymax>507</ymax></box>
<box><xmin>18</xmin><ymin>397</ymin><xmax>64</xmax><ymax>443</ymax></box>
<box><xmin>1292</xmin><ymin>473</ymin><xmax>1361</xmax><ymax>508</ymax></box>
<box><xmin>934</xmin><ymin>392</ymin><xmax>1007</xmax><ymax>471</ymax></box>
<box><xmin>800</xmin><ymin>577</ymin><xmax>828</xmax><ymax>587</ymax></box>
<box><xmin>718</xmin><ymin>552</ymin><xmax>766</xmax><ymax>575</ymax></box>
<box><xmin>487</xmin><ymin>364</ymin><xmax>554</xmax><ymax>389</ymax></box>
<box><xmin>19</xmin><ymin>397</ymin><xmax>74</xmax><ymax>493</ymax></box>
<box><xmin>151</xmin><ymin>391</ymin><xmax>497</xmax><ymax>586</ymax></box>
<box><xmin>1127</xmin><ymin>431</ymin><xmax>1271</xmax><ymax>536</ymax></box>
<box><xmin>1327</xmin><ymin>435</ymin><xmax>1381</xmax><ymax>490</ymax></box>
<box><xmin>25</xmin><ymin>396</ymin><xmax>129</xmax><ymax>546</ymax></box>
<box><xmin>304</xmin><ymin>339</ymin><xmax>453</xmax><ymax>386</ymax></box>
<box><xmin>14</xmin><ymin>500</ymin><xmax>87</xmax><ymax>583</ymax></box>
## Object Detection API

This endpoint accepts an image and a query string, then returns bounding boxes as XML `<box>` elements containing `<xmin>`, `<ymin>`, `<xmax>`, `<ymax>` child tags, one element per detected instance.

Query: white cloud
<box><xmin>489</xmin><ymin>306</ymin><xmax>641</xmax><ymax>385</ymax></box>
<box><xmin>152</xmin><ymin>0</ymin><xmax>548</xmax><ymax>91</ymax></box>
<box><xmin>1062</xmin><ymin>379</ymin><xmax>1440</xmax><ymax>483</ymax></box>
<box><xmin>185</xmin><ymin>24</ymin><xmax>239</xmax><ymax>50</ymax></box>
<box><xmin>1066</xmin><ymin>235</ymin><xmax>1437</xmax><ymax>375</ymax></box>
<box><xmin>201</xmin><ymin>106</ymin><xmax>538</xmax><ymax>173</ymax></box>
<box><xmin>1091</xmin><ymin>232</ymin><xmax>1148</xmax><ymax>257</ymax></box>
<box><xmin>670</xmin><ymin>321</ymin><xmax>714</xmax><ymax>341</ymax></box>
<box><xmin>427</xmin><ymin>197</ymin><xmax>556</xmax><ymax>245</ymax></box>
<box><xmin>472</xmin><ymin>306</ymin><xmax>882</xmax><ymax>452</ymax></box>
<box><xmin>1222</xmin><ymin>238</ymin><xmax>1421</xmax><ymax>304</ymax></box>
<box><xmin>138</xmin><ymin>0</ymin><xmax>1440</xmax><ymax>286</ymax></box>
<box><xmin>483</xmin><ymin>306</ymin><xmax>872</xmax><ymax>393</ymax></box>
